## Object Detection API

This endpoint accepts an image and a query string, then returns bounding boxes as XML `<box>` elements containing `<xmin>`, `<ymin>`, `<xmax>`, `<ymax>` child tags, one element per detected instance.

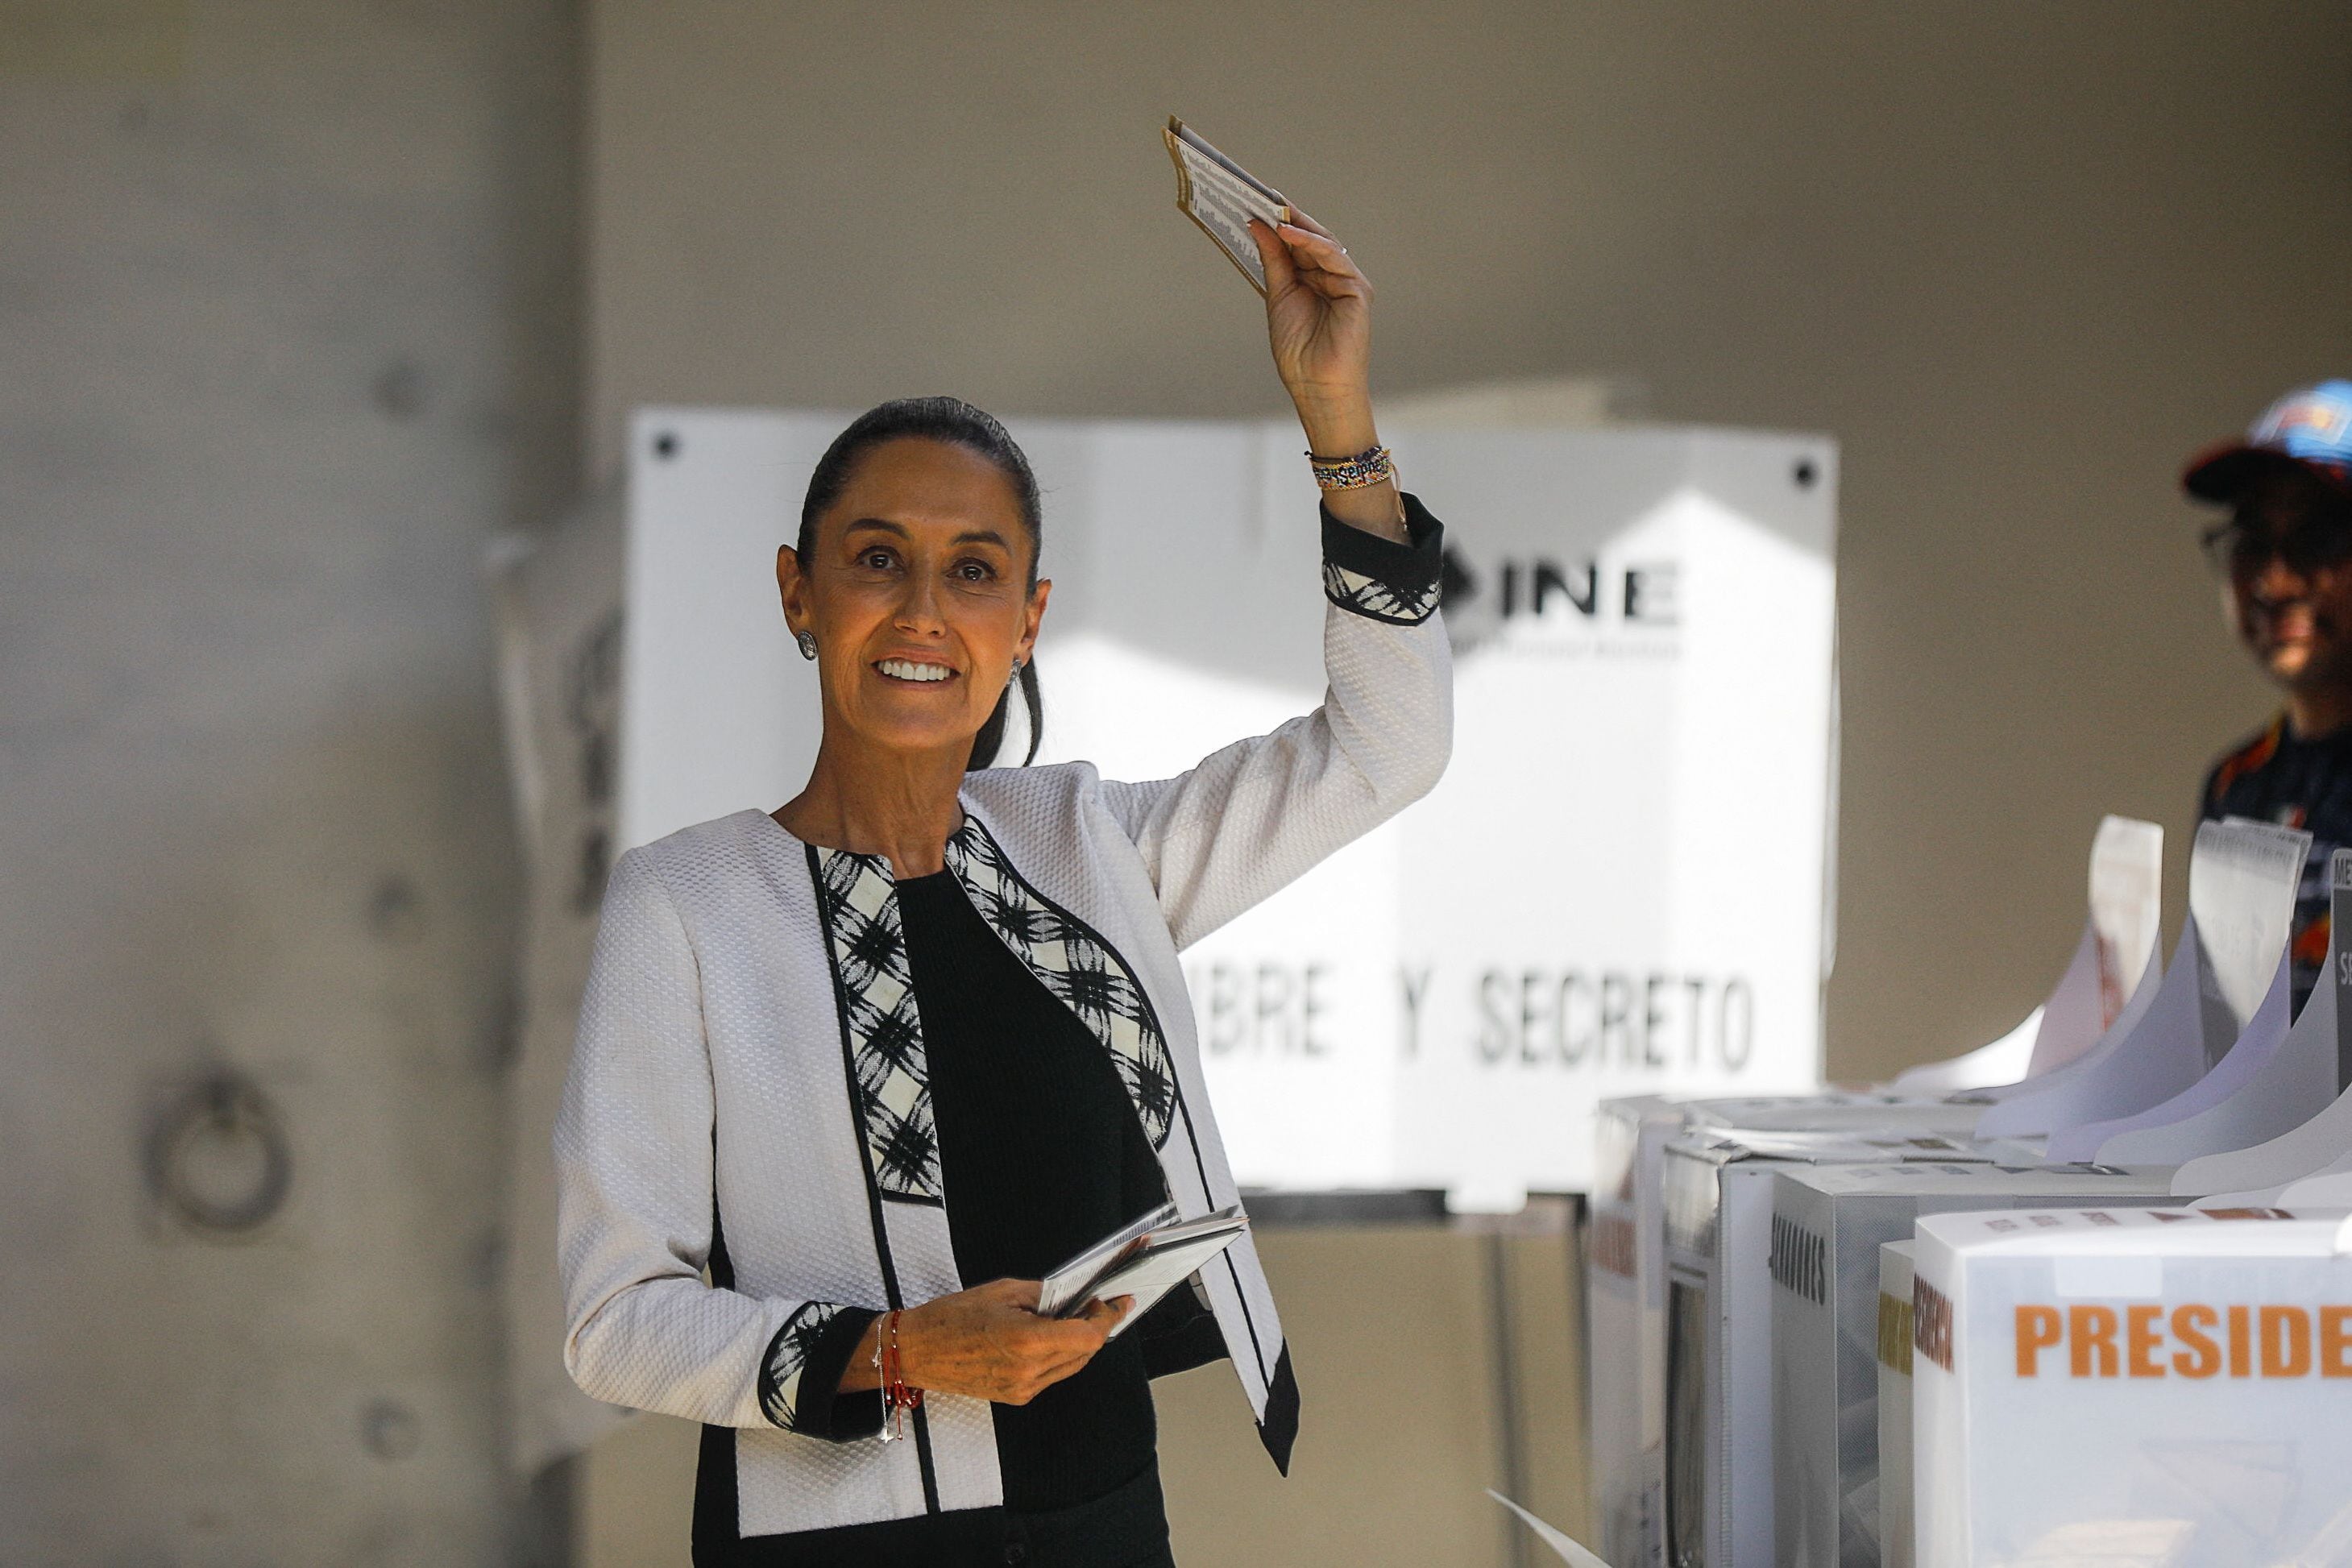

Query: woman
<box><xmin>556</xmin><ymin>212</ymin><xmax>1451</xmax><ymax>1567</ymax></box>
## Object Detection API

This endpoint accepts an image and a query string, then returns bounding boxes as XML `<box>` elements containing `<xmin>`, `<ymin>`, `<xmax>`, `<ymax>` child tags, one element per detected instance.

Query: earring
<box><xmin>1009</xmin><ymin>656</ymin><xmax>1024</xmax><ymax>678</ymax></box>
<box><xmin>796</xmin><ymin>631</ymin><xmax>818</xmax><ymax>661</ymax></box>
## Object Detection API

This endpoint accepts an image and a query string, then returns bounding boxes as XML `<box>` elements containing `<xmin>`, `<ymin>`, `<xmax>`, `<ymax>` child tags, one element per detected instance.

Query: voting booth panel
<box><xmin>619</xmin><ymin>409</ymin><xmax>1837</xmax><ymax>1201</ymax></box>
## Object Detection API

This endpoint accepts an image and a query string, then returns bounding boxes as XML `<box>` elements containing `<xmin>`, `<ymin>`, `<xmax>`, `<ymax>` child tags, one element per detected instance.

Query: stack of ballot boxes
<box><xmin>1910</xmin><ymin>1206</ymin><xmax>2352</xmax><ymax>1567</ymax></box>
<box><xmin>1587</xmin><ymin>1094</ymin><xmax>1990</xmax><ymax>1567</ymax></box>
<box><xmin>1767</xmin><ymin>1161</ymin><xmax>2188</xmax><ymax>1568</ymax></box>
<box><xmin>1657</xmin><ymin>1126</ymin><xmax>2013</xmax><ymax>1568</ymax></box>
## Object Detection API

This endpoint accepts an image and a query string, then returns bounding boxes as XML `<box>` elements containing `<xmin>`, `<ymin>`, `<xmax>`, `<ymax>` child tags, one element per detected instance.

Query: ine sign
<box><xmin>620</xmin><ymin>410</ymin><xmax>1837</xmax><ymax>1202</ymax></box>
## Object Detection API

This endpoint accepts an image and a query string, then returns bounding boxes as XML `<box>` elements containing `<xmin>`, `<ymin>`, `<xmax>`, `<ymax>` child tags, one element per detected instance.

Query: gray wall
<box><xmin>0</xmin><ymin>2</ymin><xmax>578</xmax><ymax>1562</ymax></box>
<box><xmin>587</xmin><ymin>0</ymin><xmax>2352</xmax><ymax>1081</ymax></box>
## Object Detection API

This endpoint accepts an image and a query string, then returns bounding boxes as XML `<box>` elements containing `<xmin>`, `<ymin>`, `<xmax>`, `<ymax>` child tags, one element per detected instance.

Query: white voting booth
<box><xmin>618</xmin><ymin>408</ymin><xmax>1838</xmax><ymax>1202</ymax></box>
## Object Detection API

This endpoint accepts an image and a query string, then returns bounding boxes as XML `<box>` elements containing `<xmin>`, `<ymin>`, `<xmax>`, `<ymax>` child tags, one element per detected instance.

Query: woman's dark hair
<box><xmin>796</xmin><ymin>396</ymin><xmax>1044</xmax><ymax>769</ymax></box>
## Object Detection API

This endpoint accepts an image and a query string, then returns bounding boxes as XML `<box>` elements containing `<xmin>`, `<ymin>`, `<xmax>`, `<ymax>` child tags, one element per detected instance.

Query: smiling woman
<box><xmin>785</xmin><ymin>400</ymin><xmax>1050</xmax><ymax>782</ymax></box>
<box><xmin>555</xmin><ymin>213</ymin><xmax>1454</xmax><ymax>1568</ymax></box>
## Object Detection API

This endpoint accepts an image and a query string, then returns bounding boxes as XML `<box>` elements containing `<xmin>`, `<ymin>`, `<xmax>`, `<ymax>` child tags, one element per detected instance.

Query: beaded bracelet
<box><xmin>1306</xmin><ymin>443</ymin><xmax>1396</xmax><ymax>492</ymax></box>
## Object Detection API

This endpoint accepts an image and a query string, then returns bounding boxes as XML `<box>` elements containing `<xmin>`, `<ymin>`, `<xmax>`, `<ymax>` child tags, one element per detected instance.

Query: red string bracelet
<box><xmin>877</xmin><ymin>1309</ymin><xmax>923</xmax><ymax>1442</ymax></box>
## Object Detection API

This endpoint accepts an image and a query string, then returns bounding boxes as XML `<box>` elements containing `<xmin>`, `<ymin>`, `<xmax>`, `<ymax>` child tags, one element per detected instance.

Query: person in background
<box><xmin>2192</xmin><ymin>380</ymin><xmax>2352</xmax><ymax>1007</ymax></box>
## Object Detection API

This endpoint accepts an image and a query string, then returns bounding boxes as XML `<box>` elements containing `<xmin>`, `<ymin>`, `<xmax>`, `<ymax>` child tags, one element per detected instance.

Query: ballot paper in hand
<box><xmin>1035</xmin><ymin>1201</ymin><xmax>1249</xmax><ymax>1338</ymax></box>
<box><xmin>1162</xmin><ymin>118</ymin><xmax>1292</xmax><ymax>296</ymax></box>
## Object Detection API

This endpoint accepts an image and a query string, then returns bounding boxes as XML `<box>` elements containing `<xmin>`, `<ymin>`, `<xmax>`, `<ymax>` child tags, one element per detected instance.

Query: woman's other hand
<box><xmin>844</xmin><ymin>1278</ymin><xmax>1133</xmax><ymax>1406</ymax></box>
<box><xmin>1247</xmin><ymin>210</ymin><xmax>1407</xmax><ymax>541</ymax></box>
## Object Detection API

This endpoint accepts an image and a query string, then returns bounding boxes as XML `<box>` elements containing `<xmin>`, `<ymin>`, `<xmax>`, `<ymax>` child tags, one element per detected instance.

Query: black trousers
<box><xmin>693</xmin><ymin>1434</ymin><xmax>1175</xmax><ymax>1568</ymax></box>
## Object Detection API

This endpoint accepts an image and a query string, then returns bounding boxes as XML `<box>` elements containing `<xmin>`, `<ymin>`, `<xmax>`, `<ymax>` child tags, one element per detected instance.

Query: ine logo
<box><xmin>1441</xmin><ymin>549</ymin><xmax>1679</xmax><ymax>631</ymax></box>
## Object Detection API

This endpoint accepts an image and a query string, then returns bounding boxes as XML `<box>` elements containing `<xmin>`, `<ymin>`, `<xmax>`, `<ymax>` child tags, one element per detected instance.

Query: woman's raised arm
<box><xmin>1101</xmin><ymin>213</ymin><xmax>1452</xmax><ymax>948</ymax></box>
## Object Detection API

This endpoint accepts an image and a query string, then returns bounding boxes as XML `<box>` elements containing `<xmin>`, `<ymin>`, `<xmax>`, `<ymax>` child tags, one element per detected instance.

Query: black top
<box><xmin>899</xmin><ymin>865</ymin><xmax>1179</xmax><ymax>1502</ymax></box>
<box><xmin>693</xmin><ymin>869</ymin><xmax>1225</xmax><ymax>1567</ymax></box>
<box><xmin>2201</xmin><ymin>714</ymin><xmax>2352</xmax><ymax>1013</ymax></box>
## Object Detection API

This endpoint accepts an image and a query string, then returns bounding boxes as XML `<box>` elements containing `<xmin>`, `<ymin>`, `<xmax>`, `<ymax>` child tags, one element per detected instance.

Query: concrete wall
<box><xmin>0</xmin><ymin>2</ymin><xmax>578</xmax><ymax>1562</ymax></box>
<box><xmin>586</xmin><ymin>0</ymin><xmax>2352</xmax><ymax>1081</ymax></box>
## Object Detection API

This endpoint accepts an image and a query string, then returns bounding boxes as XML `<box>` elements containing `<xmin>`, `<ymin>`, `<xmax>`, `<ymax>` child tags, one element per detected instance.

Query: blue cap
<box><xmin>2184</xmin><ymin>380</ymin><xmax>2352</xmax><ymax>503</ymax></box>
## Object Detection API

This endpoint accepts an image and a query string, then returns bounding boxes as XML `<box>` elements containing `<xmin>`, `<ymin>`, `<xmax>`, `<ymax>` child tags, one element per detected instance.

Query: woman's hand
<box><xmin>1247</xmin><ymin>209</ymin><xmax>1407</xmax><ymax>541</ymax></box>
<box><xmin>844</xmin><ymin>1279</ymin><xmax>1132</xmax><ymax>1406</ymax></box>
<box><xmin>1248</xmin><ymin>209</ymin><xmax>1373</xmax><ymax>438</ymax></box>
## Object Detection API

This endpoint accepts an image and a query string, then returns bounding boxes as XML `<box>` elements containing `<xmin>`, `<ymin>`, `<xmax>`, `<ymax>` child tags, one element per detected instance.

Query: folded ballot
<box><xmin>1036</xmin><ymin>1201</ymin><xmax>1248</xmax><ymax>1337</ymax></box>
<box><xmin>1163</xmin><ymin>118</ymin><xmax>1291</xmax><ymax>295</ymax></box>
<box><xmin>1912</xmin><ymin>1205</ymin><xmax>2352</xmax><ymax>1568</ymax></box>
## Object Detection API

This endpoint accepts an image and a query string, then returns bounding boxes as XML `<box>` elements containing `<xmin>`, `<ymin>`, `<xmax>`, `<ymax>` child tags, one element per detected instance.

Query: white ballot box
<box><xmin>1660</xmin><ymin>1130</ymin><xmax>2004</xmax><ymax>1568</ymax></box>
<box><xmin>1879</xmin><ymin>1242</ymin><xmax>1918</xmax><ymax>1568</ymax></box>
<box><xmin>1591</xmin><ymin>1093</ymin><xmax>1993</xmax><ymax>1568</ymax></box>
<box><xmin>620</xmin><ymin>410</ymin><xmax>1838</xmax><ymax>1201</ymax></box>
<box><xmin>1769</xmin><ymin>1163</ymin><xmax>2185</xmax><ymax>1568</ymax></box>
<box><xmin>1912</xmin><ymin>1206</ymin><xmax>2352</xmax><ymax>1568</ymax></box>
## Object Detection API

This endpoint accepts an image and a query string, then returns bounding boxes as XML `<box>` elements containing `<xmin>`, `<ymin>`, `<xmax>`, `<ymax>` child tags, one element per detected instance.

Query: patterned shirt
<box><xmin>2200</xmin><ymin>714</ymin><xmax>2352</xmax><ymax>1008</ymax></box>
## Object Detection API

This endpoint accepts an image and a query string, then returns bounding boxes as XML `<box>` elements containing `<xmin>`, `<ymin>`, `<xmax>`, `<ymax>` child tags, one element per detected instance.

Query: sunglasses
<box><xmin>2201</xmin><ymin>517</ymin><xmax>2352</xmax><ymax>579</ymax></box>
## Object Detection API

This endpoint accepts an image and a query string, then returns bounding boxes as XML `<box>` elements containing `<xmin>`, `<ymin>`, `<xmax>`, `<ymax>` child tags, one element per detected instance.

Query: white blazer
<box><xmin>555</xmin><ymin>502</ymin><xmax>1451</xmax><ymax>1541</ymax></box>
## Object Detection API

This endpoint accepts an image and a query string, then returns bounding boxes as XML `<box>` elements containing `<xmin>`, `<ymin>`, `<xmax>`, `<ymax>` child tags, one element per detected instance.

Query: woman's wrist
<box><xmin>837</xmin><ymin>1316</ymin><xmax>884</xmax><ymax>1392</ymax></box>
<box><xmin>1292</xmin><ymin>388</ymin><xmax>1406</xmax><ymax>540</ymax></box>
<box><xmin>1290</xmin><ymin>387</ymin><xmax>1379</xmax><ymax>458</ymax></box>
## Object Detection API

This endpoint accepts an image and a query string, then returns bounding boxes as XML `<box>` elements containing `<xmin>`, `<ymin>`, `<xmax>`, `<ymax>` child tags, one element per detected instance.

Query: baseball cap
<box><xmin>2183</xmin><ymin>380</ymin><xmax>2352</xmax><ymax>504</ymax></box>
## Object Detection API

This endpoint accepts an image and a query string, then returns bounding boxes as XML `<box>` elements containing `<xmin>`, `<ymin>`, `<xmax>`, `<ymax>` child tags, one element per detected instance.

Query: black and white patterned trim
<box><xmin>1321</xmin><ymin>560</ymin><xmax>1437</xmax><ymax>624</ymax></box>
<box><xmin>758</xmin><ymin>1300</ymin><xmax>850</xmax><ymax>1432</ymax></box>
<box><xmin>945</xmin><ymin>819</ymin><xmax>1178</xmax><ymax>1150</ymax></box>
<box><xmin>811</xmin><ymin>847</ymin><xmax>942</xmax><ymax>1204</ymax></box>
<box><xmin>1319</xmin><ymin>492</ymin><xmax>1444</xmax><ymax>625</ymax></box>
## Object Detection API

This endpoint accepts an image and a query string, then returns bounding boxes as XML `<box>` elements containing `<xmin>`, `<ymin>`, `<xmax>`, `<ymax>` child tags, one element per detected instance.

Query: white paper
<box><xmin>2097</xmin><ymin>948</ymin><xmax>2333</xmax><ymax>1168</ymax></box>
<box><xmin>2179</xmin><ymin>850</ymin><xmax>2352</xmax><ymax>1198</ymax></box>
<box><xmin>1088</xmin><ymin>1225</ymin><xmax>1248</xmax><ymax>1338</ymax></box>
<box><xmin>1978</xmin><ymin>820</ymin><xmax>2305</xmax><ymax>1140</ymax></box>
<box><xmin>2049</xmin><ymin>950</ymin><xmax>2294</xmax><ymax>1162</ymax></box>
<box><xmin>1163</xmin><ymin>118</ymin><xmax>1290</xmax><ymax>295</ymax></box>
<box><xmin>2193</xmin><ymin>818</ymin><xmax>2310</xmax><ymax>1029</ymax></box>
<box><xmin>1036</xmin><ymin>1204</ymin><xmax>1244</xmax><ymax>1333</ymax></box>
<box><xmin>2031</xmin><ymin>815</ymin><xmax>2164</xmax><ymax>1075</ymax></box>
<box><xmin>2178</xmin><ymin>981</ymin><xmax>2352</xmax><ymax>1203</ymax></box>
<box><xmin>1490</xmin><ymin>1490</ymin><xmax>1613</xmax><ymax>1567</ymax></box>
<box><xmin>1964</xmin><ymin>940</ymin><xmax>2163</xmax><ymax>1108</ymax></box>
<box><xmin>1034</xmin><ymin>1201</ymin><xmax>1175</xmax><ymax>1319</ymax></box>
<box><xmin>1973</xmin><ymin>917</ymin><xmax>2215</xmax><ymax>1138</ymax></box>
